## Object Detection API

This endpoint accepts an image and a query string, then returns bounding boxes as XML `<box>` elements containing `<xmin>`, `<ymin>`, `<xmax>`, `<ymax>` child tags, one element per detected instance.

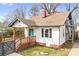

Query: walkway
<box><xmin>68</xmin><ymin>41</ymin><xmax>79</xmax><ymax>56</ymax></box>
<box><xmin>7</xmin><ymin>52</ymin><xmax>23</xmax><ymax>56</ymax></box>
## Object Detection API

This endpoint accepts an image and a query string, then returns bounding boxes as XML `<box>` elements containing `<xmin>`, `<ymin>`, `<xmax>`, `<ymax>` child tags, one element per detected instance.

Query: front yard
<box><xmin>18</xmin><ymin>40</ymin><xmax>73</xmax><ymax>56</ymax></box>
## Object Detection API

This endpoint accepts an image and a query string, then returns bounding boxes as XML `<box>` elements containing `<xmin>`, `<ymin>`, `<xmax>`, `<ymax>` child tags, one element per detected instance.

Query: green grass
<box><xmin>18</xmin><ymin>40</ymin><xmax>73</xmax><ymax>56</ymax></box>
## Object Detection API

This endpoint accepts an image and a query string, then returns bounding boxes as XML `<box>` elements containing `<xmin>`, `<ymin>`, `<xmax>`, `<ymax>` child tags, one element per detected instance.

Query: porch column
<box><xmin>12</xmin><ymin>27</ymin><xmax>16</xmax><ymax>51</ymax></box>
<box><xmin>13</xmin><ymin>27</ymin><xmax>16</xmax><ymax>40</ymax></box>
<box><xmin>24</xmin><ymin>27</ymin><xmax>30</xmax><ymax>42</ymax></box>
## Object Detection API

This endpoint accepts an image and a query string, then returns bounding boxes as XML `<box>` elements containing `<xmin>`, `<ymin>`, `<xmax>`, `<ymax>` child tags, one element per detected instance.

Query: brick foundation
<box><xmin>30</xmin><ymin>39</ymin><xmax>36</xmax><ymax>47</ymax></box>
<box><xmin>37</xmin><ymin>42</ymin><xmax>46</xmax><ymax>47</ymax></box>
<box><xmin>37</xmin><ymin>42</ymin><xmax>61</xmax><ymax>48</ymax></box>
<box><xmin>50</xmin><ymin>44</ymin><xmax>61</xmax><ymax>48</ymax></box>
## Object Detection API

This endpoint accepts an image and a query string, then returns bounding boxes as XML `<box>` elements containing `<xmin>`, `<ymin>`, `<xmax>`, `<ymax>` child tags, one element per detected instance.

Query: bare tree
<box><xmin>3</xmin><ymin>6</ymin><xmax>27</xmax><ymax>26</ymax></box>
<box><xmin>66</xmin><ymin>4</ymin><xmax>71</xmax><ymax>11</ymax></box>
<box><xmin>30</xmin><ymin>4</ymin><xmax>39</xmax><ymax>16</ymax></box>
<box><xmin>14</xmin><ymin>6</ymin><xmax>27</xmax><ymax>19</ymax></box>
<box><xmin>68</xmin><ymin>3</ymin><xmax>79</xmax><ymax>23</ymax></box>
<box><xmin>65</xmin><ymin>3</ymin><xmax>79</xmax><ymax>14</ymax></box>
<box><xmin>42</xmin><ymin>3</ymin><xmax>60</xmax><ymax>14</ymax></box>
<box><xmin>65</xmin><ymin>3</ymin><xmax>79</xmax><ymax>44</ymax></box>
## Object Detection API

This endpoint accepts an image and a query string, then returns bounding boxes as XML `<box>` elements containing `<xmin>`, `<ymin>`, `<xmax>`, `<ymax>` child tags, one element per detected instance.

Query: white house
<box><xmin>8</xmin><ymin>10</ymin><xmax>72</xmax><ymax>48</ymax></box>
<box><xmin>29</xmin><ymin>11</ymin><xmax>71</xmax><ymax>48</ymax></box>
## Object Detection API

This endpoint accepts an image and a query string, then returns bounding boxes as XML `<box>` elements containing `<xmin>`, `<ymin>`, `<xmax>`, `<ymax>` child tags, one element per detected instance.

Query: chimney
<box><xmin>42</xmin><ymin>8</ymin><xmax>46</xmax><ymax>18</ymax></box>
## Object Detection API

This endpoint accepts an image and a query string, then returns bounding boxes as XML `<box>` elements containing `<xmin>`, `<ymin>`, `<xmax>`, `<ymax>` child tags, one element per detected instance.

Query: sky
<box><xmin>0</xmin><ymin>3</ymin><xmax>39</xmax><ymax>22</ymax></box>
<box><xmin>0</xmin><ymin>3</ymin><xmax>78</xmax><ymax>23</ymax></box>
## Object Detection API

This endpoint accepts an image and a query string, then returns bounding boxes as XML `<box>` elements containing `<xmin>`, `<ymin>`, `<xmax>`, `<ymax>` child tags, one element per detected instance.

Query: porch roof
<box><xmin>8</xmin><ymin>18</ymin><xmax>36</xmax><ymax>27</ymax></box>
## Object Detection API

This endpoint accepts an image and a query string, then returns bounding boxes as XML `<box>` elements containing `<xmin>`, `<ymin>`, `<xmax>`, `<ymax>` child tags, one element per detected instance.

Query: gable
<box><xmin>13</xmin><ymin>20</ymin><xmax>28</xmax><ymax>27</ymax></box>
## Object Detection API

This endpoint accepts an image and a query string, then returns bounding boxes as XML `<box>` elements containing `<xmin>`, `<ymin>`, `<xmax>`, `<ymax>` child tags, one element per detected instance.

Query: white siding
<box><xmin>13</xmin><ymin>21</ymin><xmax>28</xmax><ymax>27</ymax></box>
<box><xmin>52</xmin><ymin>28</ymin><xmax>59</xmax><ymax>45</ymax></box>
<box><xmin>33</xmin><ymin>27</ymin><xmax>60</xmax><ymax>46</ymax></box>
<box><xmin>59</xmin><ymin>25</ymin><xmax>66</xmax><ymax>45</ymax></box>
<box><xmin>34</xmin><ymin>27</ymin><xmax>46</xmax><ymax>43</ymax></box>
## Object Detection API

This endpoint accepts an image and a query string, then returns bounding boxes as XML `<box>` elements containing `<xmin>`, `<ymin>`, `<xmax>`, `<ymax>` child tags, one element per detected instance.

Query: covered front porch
<box><xmin>13</xmin><ymin>27</ymin><xmax>36</xmax><ymax>51</ymax></box>
<box><xmin>10</xmin><ymin>19</ymin><xmax>36</xmax><ymax>51</ymax></box>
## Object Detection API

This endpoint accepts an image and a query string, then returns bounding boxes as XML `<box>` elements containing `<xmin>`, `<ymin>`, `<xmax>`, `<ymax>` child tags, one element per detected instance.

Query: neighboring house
<box><xmin>8</xmin><ymin>10</ymin><xmax>73</xmax><ymax>48</ymax></box>
<box><xmin>75</xmin><ymin>23</ymin><xmax>79</xmax><ymax>31</ymax></box>
<box><xmin>75</xmin><ymin>23</ymin><xmax>79</xmax><ymax>39</ymax></box>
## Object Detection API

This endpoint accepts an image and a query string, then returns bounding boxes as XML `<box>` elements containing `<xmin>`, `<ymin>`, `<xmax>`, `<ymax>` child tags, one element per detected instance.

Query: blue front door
<box><xmin>29</xmin><ymin>29</ymin><xmax>34</xmax><ymax>37</ymax></box>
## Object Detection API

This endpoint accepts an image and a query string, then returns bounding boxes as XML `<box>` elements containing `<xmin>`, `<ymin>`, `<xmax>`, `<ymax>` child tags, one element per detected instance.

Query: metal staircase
<box><xmin>66</xmin><ymin>14</ymin><xmax>75</xmax><ymax>44</ymax></box>
<box><xmin>66</xmin><ymin>19</ymin><xmax>72</xmax><ymax>40</ymax></box>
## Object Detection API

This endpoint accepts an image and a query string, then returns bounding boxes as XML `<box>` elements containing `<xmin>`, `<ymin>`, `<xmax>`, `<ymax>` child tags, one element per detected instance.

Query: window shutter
<box><xmin>41</xmin><ymin>28</ymin><xmax>44</xmax><ymax>37</ymax></box>
<box><xmin>50</xmin><ymin>28</ymin><xmax>52</xmax><ymax>38</ymax></box>
<box><xmin>63</xmin><ymin>29</ymin><xmax>64</xmax><ymax>37</ymax></box>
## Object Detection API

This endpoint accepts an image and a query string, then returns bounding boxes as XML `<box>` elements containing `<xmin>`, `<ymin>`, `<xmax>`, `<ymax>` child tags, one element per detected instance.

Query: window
<box><xmin>45</xmin><ymin>29</ymin><xmax>49</xmax><ymax>37</ymax></box>
<box><xmin>41</xmin><ymin>28</ymin><xmax>52</xmax><ymax>38</ymax></box>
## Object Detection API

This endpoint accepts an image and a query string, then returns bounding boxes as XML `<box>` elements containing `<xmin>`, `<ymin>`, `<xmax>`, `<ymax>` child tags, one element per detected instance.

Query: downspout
<box><xmin>59</xmin><ymin>26</ymin><xmax>60</xmax><ymax>47</ymax></box>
